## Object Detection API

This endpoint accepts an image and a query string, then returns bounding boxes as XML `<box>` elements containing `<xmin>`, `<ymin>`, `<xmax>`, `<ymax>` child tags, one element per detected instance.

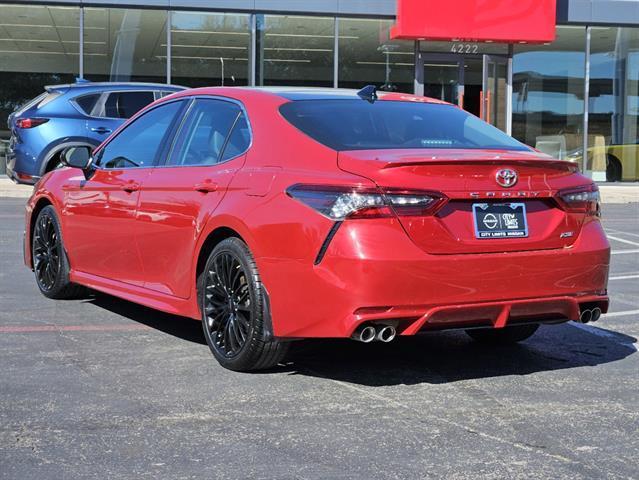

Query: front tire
<box><xmin>199</xmin><ymin>237</ymin><xmax>289</xmax><ymax>372</ymax></box>
<box><xmin>465</xmin><ymin>324</ymin><xmax>539</xmax><ymax>344</ymax></box>
<box><xmin>32</xmin><ymin>206</ymin><xmax>84</xmax><ymax>299</ymax></box>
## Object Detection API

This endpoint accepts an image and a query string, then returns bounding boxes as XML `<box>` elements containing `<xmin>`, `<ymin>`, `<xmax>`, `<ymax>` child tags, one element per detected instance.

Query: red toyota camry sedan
<box><xmin>24</xmin><ymin>87</ymin><xmax>610</xmax><ymax>371</ymax></box>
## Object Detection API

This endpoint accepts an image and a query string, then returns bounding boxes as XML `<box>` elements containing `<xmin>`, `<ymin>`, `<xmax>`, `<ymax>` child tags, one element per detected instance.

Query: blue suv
<box><xmin>6</xmin><ymin>81</ymin><xmax>184</xmax><ymax>184</ymax></box>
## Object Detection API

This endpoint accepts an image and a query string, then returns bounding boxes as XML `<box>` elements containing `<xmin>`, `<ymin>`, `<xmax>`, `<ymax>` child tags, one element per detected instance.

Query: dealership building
<box><xmin>0</xmin><ymin>0</ymin><xmax>637</xmax><ymax>180</ymax></box>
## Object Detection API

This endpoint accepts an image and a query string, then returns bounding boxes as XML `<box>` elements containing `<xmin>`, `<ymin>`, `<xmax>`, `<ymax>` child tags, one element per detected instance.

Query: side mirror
<box><xmin>61</xmin><ymin>146</ymin><xmax>93</xmax><ymax>170</ymax></box>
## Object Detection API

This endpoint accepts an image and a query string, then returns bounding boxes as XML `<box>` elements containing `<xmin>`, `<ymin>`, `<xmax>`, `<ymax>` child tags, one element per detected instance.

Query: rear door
<box><xmin>62</xmin><ymin>99</ymin><xmax>186</xmax><ymax>285</ymax></box>
<box><xmin>136</xmin><ymin>98</ymin><xmax>250</xmax><ymax>298</ymax></box>
<box><xmin>86</xmin><ymin>90</ymin><xmax>156</xmax><ymax>142</ymax></box>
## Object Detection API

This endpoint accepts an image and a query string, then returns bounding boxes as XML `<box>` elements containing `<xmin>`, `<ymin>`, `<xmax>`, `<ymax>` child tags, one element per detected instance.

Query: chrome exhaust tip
<box><xmin>353</xmin><ymin>325</ymin><xmax>377</xmax><ymax>343</ymax></box>
<box><xmin>579</xmin><ymin>309</ymin><xmax>593</xmax><ymax>323</ymax></box>
<box><xmin>377</xmin><ymin>325</ymin><xmax>397</xmax><ymax>343</ymax></box>
<box><xmin>591</xmin><ymin>307</ymin><xmax>602</xmax><ymax>322</ymax></box>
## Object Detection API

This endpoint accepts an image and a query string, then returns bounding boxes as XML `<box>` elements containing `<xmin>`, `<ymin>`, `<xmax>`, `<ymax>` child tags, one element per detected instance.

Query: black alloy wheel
<box><xmin>32</xmin><ymin>206</ymin><xmax>84</xmax><ymax>299</ymax></box>
<box><xmin>203</xmin><ymin>252</ymin><xmax>252</xmax><ymax>357</ymax></box>
<box><xmin>200</xmin><ymin>237</ymin><xmax>289</xmax><ymax>371</ymax></box>
<box><xmin>33</xmin><ymin>210</ymin><xmax>60</xmax><ymax>292</ymax></box>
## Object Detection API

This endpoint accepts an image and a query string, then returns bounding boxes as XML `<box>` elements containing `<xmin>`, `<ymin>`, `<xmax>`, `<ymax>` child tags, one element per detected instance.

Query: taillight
<box><xmin>16</xmin><ymin>118</ymin><xmax>49</xmax><ymax>129</ymax></box>
<box><xmin>558</xmin><ymin>184</ymin><xmax>600</xmax><ymax>216</ymax></box>
<box><xmin>286</xmin><ymin>184</ymin><xmax>447</xmax><ymax>220</ymax></box>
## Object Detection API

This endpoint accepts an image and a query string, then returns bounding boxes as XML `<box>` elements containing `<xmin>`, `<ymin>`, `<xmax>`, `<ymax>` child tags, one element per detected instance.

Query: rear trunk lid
<box><xmin>338</xmin><ymin>149</ymin><xmax>589</xmax><ymax>255</ymax></box>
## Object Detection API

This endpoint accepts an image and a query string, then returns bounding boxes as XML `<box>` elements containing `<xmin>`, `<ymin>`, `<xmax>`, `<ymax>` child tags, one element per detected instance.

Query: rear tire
<box><xmin>32</xmin><ymin>206</ymin><xmax>84</xmax><ymax>299</ymax></box>
<box><xmin>465</xmin><ymin>324</ymin><xmax>539</xmax><ymax>344</ymax></box>
<box><xmin>199</xmin><ymin>237</ymin><xmax>289</xmax><ymax>372</ymax></box>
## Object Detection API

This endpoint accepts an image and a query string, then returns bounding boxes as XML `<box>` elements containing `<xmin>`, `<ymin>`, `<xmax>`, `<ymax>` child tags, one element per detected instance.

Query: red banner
<box><xmin>391</xmin><ymin>0</ymin><xmax>556</xmax><ymax>43</ymax></box>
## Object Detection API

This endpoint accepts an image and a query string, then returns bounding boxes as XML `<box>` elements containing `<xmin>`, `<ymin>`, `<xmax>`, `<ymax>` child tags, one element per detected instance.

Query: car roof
<box><xmin>171</xmin><ymin>86</ymin><xmax>449</xmax><ymax>105</ymax></box>
<box><xmin>45</xmin><ymin>82</ymin><xmax>186</xmax><ymax>93</ymax></box>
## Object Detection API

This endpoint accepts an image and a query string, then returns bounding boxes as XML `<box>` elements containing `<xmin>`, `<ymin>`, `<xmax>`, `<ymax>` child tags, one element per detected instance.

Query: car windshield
<box><xmin>279</xmin><ymin>99</ymin><xmax>531</xmax><ymax>152</ymax></box>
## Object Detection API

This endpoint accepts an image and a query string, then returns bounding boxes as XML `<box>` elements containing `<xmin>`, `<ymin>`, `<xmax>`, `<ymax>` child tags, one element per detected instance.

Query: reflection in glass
<box><xmin>84</xmin><ymin>8</ymin><xmax>167</xmax><ymax>83</ymax></box>
<box><xmin>338</xmin><ymin>19</ymin><xmax>414</xmax><ymax>92</ymax></box>
<box><xmin>0</xmin><ymin>4</ymin><xmax>79</xmax><ymax>131</ymax></box>
<box><xmin>588</xmin><ymin>27</ymin><xmax>639</xmax><ymax>181</ymax></box>
<box><xmin>170</xmin><ymin>12</ymin><xmax>249</xmax><ymax>88</ymax></box>
<box><xmin>512</xmin><ymin>27</ymin><xmax>586</xmax><ymax>159</ymax></box>
<box><xmin>257</xmin><ymin>15</ymin><xmax>334</xmax><ymax>87</ymax></box>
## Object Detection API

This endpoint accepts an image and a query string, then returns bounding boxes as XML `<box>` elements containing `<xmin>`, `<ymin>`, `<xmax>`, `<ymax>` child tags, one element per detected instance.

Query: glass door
<box><xmin>482</xmin><ymin>54</ymin><xmax>510</xmax><ymax>133</ymax></box>
<box><xmin>422</xmin><ymin>58</ymin><xmax>463</xmax><ymax>106</ymax></box>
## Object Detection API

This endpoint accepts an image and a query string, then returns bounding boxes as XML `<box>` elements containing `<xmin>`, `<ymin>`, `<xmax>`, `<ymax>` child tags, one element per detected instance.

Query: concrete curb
<box><xmin>0</xmin><ymin>175</ymin><xmax>637</xmax><ymax>203</ymax></box>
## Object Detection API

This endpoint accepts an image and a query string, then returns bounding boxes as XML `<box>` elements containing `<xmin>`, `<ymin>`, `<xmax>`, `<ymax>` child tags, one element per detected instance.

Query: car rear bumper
<box><xmin>259</xmin><ymin>218</ymin><xmax>610</xmax><ymax>338</ymax></box>
<box><xmin>5</xmin><ymin>144</ymin><xmax>40</xmax><ymax>185</ymax></box>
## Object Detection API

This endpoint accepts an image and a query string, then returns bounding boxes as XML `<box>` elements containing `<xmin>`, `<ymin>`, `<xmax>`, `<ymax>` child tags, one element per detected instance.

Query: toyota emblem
<box><xmin>495</xmin><ymin>168</ymin><xmax>518</xmax><ymax>188</ymax></box>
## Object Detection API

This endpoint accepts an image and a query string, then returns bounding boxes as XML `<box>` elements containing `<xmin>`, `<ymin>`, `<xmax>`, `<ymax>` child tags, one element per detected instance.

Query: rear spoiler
<box><xmin>382</xmin><ymin>158</ymin><xmax>579</xmax><ymax>172</ymax></box>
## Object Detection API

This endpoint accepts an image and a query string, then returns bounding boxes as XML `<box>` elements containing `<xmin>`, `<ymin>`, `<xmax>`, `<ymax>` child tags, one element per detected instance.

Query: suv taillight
<box><xmin>286</xmin><ymin>184</ymin><xmax>447</xmax><ymax>220</ymax></box>
<box><xmin>558</xmin><ymin>184</ymin><xmax>600</xmax><ymax>216</ymax></box>
<box><xmin>16</xmin><ymin>118</ymin><xmax>49</xmax><ymax>129</ymax></box>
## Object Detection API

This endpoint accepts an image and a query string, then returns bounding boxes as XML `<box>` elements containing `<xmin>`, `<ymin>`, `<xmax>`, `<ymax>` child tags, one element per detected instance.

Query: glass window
<box><xmin>257</xmin><ymin>15</ymin><xmax>334</xmax><ymax>87</ymax></box>
<box><xmin>168</xmin><ymin>99</ymin><xmax>241</xmax><ymax>166</ymax></box>
<box><xmin>338</xmin><ymin>18</ymin><xmax>414</xmax><ymax>93</ymax></box>
<box><xmin>0</xmin><ymin>4</ymin><xmax>79</xmax><ymax>135</ymax></box>
<box><xmin>280</xmin><ymin>100</ymin><xmax>530</xmax><ymax>152</ymax></box>
<box><xmin>97</xmin><ymin>101</ymin><xmax>183</xmax><ymax>169</ymax></box>
<box><xmin>83</xmin><ymin>8</ymin><xmax>167</xmax><ymax>83</ymax></box>
<box><xmin>170</xmin><ymin>12</ymin><xmax>250</xmax><ymax>88</ymax></box>
<box><xmin>222</xmin><ymin>114</ymin><xmax>251</xmax><ymax>161</ymax></box>
<box><xmin>512</xmin><ymin>27</ymin><xmax>586</xmax><ymax>158</ymax></box>
<box><xmin>102</xmin><ymin>91</ymin><xmax>156</xmax><ymax>119</ymax></box>
<box><xmin>74</xmin><ymin>93</ymin><xmax>101</xmax><ymax>115</ymax></box>
<box><xmin>588</xmin><ymin>27</ymin><xmax>639</xmax><ymax>181</ymax></box>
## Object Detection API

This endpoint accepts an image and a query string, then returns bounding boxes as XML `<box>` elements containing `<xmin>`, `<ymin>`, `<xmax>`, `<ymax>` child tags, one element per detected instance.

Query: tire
<box><xmin>199</xmin><ymin>237</ymin><xmax>289</xmax><ymax>372</ymax></box>
<box><xmin>465</xmin><ymin>324</ymin><xmax>539</xmax><ymax>344</ymax></box>
<box><xmin>606</xmin><ymin>155</ymin><xmax>622</xmax><ymax>182</ymax></box>
<box><xmin>32</xmin><ymin>206</ymin><xmax>85</xmax><ymax>299</ymax></box>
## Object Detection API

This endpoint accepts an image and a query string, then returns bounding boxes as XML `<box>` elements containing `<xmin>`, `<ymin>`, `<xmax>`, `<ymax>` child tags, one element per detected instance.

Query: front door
<box><xmin>62</xmin><ymin>100</ymin><xmax>185</xmax><ymax>286</ymax></box>
<box><xmin>136</xmin><ymin>98</ymin><xmax>251</xmax><ymax>299</ymax></box>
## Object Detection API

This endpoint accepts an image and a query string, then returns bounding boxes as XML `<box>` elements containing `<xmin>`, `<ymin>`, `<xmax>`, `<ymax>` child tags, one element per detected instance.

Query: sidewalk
<box><xmin>0</xmin><ymin>175</ymin><xmax>637</xmax><ymax>203</ymax></box>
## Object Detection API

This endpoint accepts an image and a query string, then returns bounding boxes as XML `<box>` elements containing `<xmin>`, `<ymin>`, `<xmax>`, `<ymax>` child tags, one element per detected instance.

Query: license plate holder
<box><xmin>472</xmin><ymin>203</ymin><xmax>529</xmax><ymax>239</ymax></box>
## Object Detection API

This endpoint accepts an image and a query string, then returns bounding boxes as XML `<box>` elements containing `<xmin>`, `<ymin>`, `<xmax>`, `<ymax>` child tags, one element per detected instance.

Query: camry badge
<box><xmin>495</xmin><ymin>168</ymin><xmax>518</xmax><ymax>188</ymax></box>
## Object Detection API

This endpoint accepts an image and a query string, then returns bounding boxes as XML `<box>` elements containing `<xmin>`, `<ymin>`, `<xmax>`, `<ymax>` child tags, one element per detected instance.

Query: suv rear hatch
<box><xmin>338</xmin><ymin>149</ymin><xmax>588</xmax><ymax>255</ymax></box>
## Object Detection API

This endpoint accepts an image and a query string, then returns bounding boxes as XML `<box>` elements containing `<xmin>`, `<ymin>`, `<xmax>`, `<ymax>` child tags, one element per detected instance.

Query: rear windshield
<box><xmin>279</xmin><ymin>99</ymin><xmax>530</xmax><ymax>152</ymax></box>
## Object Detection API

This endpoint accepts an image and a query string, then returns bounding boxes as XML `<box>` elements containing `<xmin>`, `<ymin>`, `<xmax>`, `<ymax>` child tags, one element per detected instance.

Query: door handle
<box><xmin>91</xmin><ymin>127</ymin><xmax>112</xmax><ymax>134</ymax></box>
<box><xmin>194</xmin><ymin>181</ymin><xmax>218</xmax><ymax>193</ymax></box>
<box><xmin>121</xmin><ymin>182</ymin><xmax>140</xmax><ymax>193</ymax></box>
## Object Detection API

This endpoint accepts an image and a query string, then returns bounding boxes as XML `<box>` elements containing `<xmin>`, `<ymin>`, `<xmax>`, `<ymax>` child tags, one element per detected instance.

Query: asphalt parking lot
<box><xmin>1</xmin><ymin>196</ymin><xmax>638</xmax><ymax>479</ymax></box>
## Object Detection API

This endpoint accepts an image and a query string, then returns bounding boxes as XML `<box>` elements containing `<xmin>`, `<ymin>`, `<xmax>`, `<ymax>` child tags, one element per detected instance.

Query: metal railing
<box><xmin>0</xmin><ymin>139</ymin><xmax>9</xmax><ymax>175</ymax></box>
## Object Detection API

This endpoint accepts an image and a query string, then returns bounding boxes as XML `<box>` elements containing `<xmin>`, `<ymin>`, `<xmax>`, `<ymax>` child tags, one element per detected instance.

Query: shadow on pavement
<box><xmin>85</xmin><ymin>291</ymin><xmax>636</xmax><ymax>386</ymax></box>
<box><xmin>87</xmin><ymin>292</ymin><xmax>206</xmax><ymax>345</ymax></box>
<box><xmin>284</xmin><ymin>323</ymin><xmax>637</xmax><ymax>386</ymax></box>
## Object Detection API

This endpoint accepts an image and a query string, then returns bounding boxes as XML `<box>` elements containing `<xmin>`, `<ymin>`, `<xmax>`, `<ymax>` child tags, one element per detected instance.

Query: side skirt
<box><xmin>69</xmin><ymin>270</ymin><xmax>201</xmax><ymax>320</ymax></box>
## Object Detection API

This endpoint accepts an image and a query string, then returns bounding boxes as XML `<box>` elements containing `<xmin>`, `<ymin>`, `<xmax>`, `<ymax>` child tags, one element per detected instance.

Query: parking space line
<box><xmin>606</xmin><ymin>229</ymin><xmax>639</xmax><ymax>239</ymax></box>
<box><xmin>609</xmin><ymin>274</ymin><xmax>639</xmax><ymax>281</ymax></box>
<box><xmin>607</xmin><ymin>235</ymin><xmax>639</xmax><ymax>247</ymax></box>
<box><xmin>602</xmin><ymin>309</ymin><xmax>639</xmax><ymax>318</ymax></box>
<box><xmin>611</xmin><ymin>249</ymin><xmax>639</xmax><ymax>255</ymax></box>
<box><xmin>0</xmin><ymin>324</ymin><xmax>151</xmax><ymax>333</ymax></box>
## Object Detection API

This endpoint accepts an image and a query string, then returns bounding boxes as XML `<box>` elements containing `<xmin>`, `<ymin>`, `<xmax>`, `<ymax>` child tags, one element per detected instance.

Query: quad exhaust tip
<box><xmin>579</xmin><ymin>307</ymin><xmax>602</xmax><ymax>324</ymax></box>
<box><xmin>377</xmin><ymin>325</ymin><xmax>397</xmax><ymax>343</ymax></box>
<box><xmin>352</xmin><ymin>324</ymin><xmax>397</xmax><ymax>343</ymax></box>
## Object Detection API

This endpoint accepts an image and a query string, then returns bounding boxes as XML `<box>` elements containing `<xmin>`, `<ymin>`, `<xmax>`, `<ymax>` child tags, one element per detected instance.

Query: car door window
<box><xmin>221</xmin><ymin>114</ymin><xmax>250</xmax><ymax>161</ymax></box>
<box><xmin>168</xmin><ymin>99</ymin><xmax>241</xmax><ymax>167</ymax></box>
<box><xmin>104</xmin><ymin>91</ymin><xmax>156</xmax><ymax>119</ymax></box>
<box><xmin>96</xmin><ymin>101</ymin><xmax>183</xmax><ymax>169</ymax></box>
